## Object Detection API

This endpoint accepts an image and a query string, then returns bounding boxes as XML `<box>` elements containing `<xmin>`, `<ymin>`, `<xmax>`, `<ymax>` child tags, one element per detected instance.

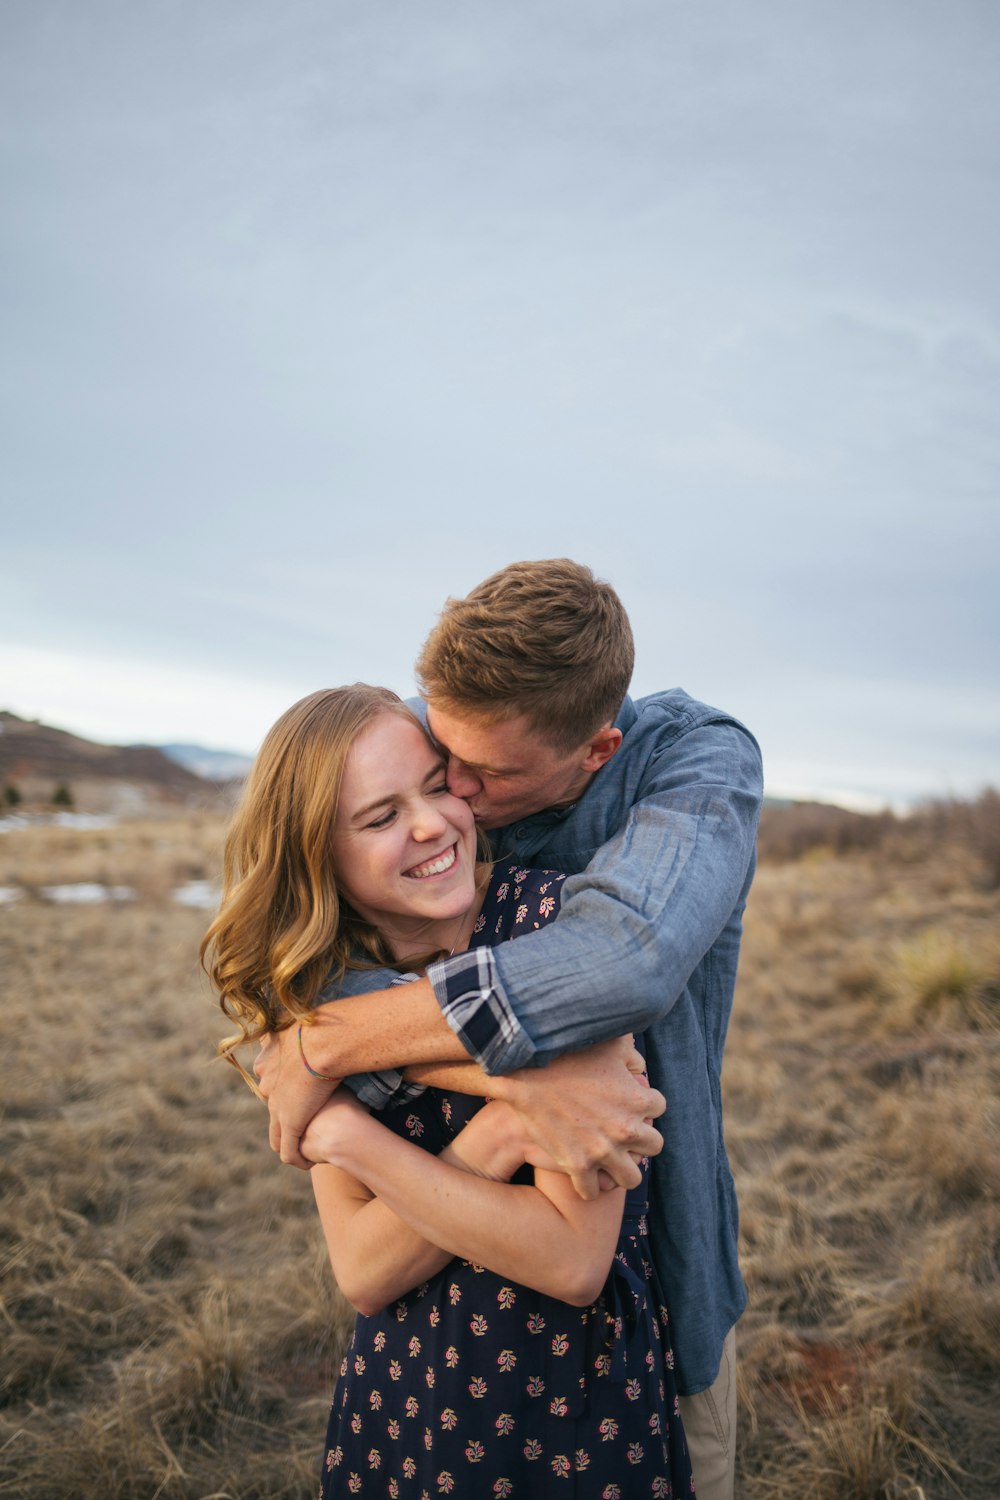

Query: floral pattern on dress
<box><xmin>320</xmin><ymin>866</ymin><xmax>694</xmax><ymax>1497</ymax></box>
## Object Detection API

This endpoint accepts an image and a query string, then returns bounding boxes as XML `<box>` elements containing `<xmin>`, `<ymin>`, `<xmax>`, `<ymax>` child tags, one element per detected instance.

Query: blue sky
<box><xmin>2</xmin><ymin>1</ymin><xmax>998</xmax><ymax>807</ymax></box>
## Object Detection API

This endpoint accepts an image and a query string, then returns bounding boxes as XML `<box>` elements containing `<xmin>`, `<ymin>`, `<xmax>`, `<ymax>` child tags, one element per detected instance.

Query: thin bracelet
<box><xmin>297</xmin><ymin>1023</ymin><xmax>339</xmax><ymax>1082</ymax></box>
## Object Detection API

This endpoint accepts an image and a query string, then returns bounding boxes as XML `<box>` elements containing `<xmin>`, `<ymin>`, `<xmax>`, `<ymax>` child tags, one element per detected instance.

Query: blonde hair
<box><xmin>201</xmin><ymin>685</ymin><xmax>418</xmax><ymax>1051</ymax></box>
<box><xmin>415</xmin><ymin>558</ymin><xmax>634</xmax><ymax>750</ymax></box>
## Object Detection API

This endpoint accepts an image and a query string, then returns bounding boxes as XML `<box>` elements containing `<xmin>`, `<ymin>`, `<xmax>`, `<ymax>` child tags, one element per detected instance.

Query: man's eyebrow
<box><xmin>426</xmin><ymin>725</ymin><xmax>519</xmax><ymax>777</ymax></box>
<box><xmin>450</xmin><ymin>755</ymin><xmax>520</xmax><ymax>777</ymax></box>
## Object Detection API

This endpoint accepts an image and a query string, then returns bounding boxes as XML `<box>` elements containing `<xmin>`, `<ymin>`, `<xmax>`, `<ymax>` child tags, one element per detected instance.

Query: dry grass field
<box><xmin>1</xmin><ymin>798</ymin><xmax>997</xmax><ymax>1498</ymax></box>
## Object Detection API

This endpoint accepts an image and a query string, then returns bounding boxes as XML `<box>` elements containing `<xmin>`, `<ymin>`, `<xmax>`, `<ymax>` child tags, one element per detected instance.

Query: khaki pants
<box><xmin>677</xmin><ymin>1327</ymin><xmax>737</xmax><ymax>1500</ymax></box>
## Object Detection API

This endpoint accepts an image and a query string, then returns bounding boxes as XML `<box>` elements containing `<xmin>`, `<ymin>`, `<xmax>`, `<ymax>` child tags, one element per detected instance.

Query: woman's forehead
<box><xmin>342</xmin><ymin>713</ymin><xmax>440</xmax><ymax>791</ymax></box>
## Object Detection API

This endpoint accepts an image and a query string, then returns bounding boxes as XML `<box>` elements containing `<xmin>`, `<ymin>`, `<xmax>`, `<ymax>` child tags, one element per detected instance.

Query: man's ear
<box><xmin>580</xmin><ymin>725</ymin><xmax>623</xmax><ymax>773</ymax></box>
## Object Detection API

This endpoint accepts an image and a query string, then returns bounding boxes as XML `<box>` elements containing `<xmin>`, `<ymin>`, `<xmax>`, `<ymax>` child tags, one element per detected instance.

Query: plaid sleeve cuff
<box><xmin>426</xmin><ymin>947</ymin><xmax>535</xmax><ymax>1074</ymax></box>
<box><xmin>342</xmin><ymin>1067</ymin><xmax>424</xmax><ymax>1109</ymax></box>
<box><xmin>336</xmin><ymin>970</ymin><xmax>427</xmax><ymax>1111</ymax></box>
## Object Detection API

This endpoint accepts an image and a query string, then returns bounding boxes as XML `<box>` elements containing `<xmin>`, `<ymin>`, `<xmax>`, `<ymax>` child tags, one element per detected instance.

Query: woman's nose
<box><xmin>412</xmin><ymin>798</ymin><xmax>449</xmax><ymax>839</ymax></box>
<box><xmin>446</xmin><ymin>756</ymin><xmax>483</xmax><ymax>800</ymax></box>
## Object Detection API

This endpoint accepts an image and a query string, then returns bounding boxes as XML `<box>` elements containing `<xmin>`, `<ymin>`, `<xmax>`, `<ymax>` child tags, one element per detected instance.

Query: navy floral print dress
<box><xmin>320</xmin><ymin>866</ymin><xmax>694</xmax><ymax>1498</ymax></box>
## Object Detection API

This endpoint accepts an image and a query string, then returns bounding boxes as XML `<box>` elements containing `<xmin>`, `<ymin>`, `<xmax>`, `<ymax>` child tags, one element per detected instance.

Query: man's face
<box><xmin>425</xmin><ymin>703</ymin><xmax>599</xmax><ymax>830</ymax></box>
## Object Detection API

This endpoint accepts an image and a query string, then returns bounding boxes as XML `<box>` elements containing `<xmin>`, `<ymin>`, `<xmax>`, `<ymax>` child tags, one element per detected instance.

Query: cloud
<box><xmin>1</xmin><ymin>1</ymin><xmax>997</xmax><ymax>803</ymax></box>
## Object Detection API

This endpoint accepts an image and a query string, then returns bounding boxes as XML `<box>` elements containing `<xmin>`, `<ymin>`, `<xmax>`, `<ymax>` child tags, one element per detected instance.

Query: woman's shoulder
<box><xmin>472</xmin><ymin>864</ymin><xmax>567</xmax><ymax>947</ymax></box>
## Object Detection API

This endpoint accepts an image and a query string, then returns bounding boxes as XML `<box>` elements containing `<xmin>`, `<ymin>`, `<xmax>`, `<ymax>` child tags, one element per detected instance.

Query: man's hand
<box><xmin>254</xmin><ymin>1027</ymin><xmax>342</xmax><ymax>1168</ymax></box>
<box><xmin>498</xmin><ymin>1035</ymin><xmax>665</xmax><ymax>1201</ymax></box>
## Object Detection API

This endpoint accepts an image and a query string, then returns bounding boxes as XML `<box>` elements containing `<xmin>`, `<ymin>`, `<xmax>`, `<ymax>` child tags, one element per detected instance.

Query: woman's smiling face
<box><xmin>330</xmin><ymin>711</ymin><xmax>479</xmax><ymax>958</ymax></box>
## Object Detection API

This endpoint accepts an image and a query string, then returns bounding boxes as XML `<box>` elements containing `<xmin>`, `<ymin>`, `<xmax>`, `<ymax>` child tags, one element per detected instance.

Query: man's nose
<box><xmin>447</xmin><ymin>757</ymin><xmax>483</xmax><ymax>799</ymax></box>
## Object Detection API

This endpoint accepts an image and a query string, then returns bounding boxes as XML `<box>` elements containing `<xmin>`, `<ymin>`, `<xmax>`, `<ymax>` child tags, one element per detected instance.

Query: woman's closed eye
<box><xmin>365</xmin><ymin>807</ymin><xmax>397</xmax><ymax>830</ymax></box>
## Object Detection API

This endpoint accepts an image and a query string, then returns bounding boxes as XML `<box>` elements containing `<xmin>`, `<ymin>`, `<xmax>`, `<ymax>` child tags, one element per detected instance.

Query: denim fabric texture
<box><xmin>329</xmin><ymin>689</ymin><xmax>764</xmax><ymax>1396</ymax></box>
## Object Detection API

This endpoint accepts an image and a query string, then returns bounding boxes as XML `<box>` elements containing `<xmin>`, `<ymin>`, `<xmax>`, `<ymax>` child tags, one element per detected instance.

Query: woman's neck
<box><xmin>385</xmin><ymin>861</ymin><xmax>492</xmax><ymax>968</ymax></box>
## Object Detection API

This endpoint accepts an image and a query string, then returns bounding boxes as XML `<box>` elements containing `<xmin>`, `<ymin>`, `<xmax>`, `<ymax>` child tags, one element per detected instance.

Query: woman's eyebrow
<box><xmin>351</xmin><ymin>761</ymin><xmax>446</xmax><ymax>822</ymax></box>
<box><xmin>350</xmin><ymin>792</ymin><xmax>396</xmax><ymax>822</ymax></box>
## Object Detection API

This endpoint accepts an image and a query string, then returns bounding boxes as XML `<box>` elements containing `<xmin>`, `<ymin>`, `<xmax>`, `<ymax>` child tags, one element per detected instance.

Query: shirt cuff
<box><xmin>342</xmin><ymin>1068</ymin><xmax>425</xmax><ymax>1110</ymax></box>
<box><xmin>426</xmin><ymin>947</ymin><xmax>536</xmax><ymax>1074</ymax></box>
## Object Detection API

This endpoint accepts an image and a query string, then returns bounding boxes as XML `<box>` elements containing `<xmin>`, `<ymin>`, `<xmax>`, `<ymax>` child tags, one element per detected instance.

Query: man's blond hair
<box><xmin>415</xmin><ymin>559</ymin><xmax>634</xmax><ymax>750</ymax></box>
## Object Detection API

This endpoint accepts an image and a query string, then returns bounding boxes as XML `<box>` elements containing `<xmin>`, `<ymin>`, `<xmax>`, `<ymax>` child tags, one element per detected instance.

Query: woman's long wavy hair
<box><xmin>201</xmin><ymin>684</ymin><xmax>420</xmax><ymax>1054</ymax></box>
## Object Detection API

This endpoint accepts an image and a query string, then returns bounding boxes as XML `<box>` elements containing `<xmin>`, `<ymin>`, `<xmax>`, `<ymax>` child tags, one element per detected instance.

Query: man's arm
<box><xmin>439</xmin><ymin>719</ymin><xmax>763</xmax><ymax>1071</ymax></box>
<box><xmin>257</xmin><ymin>1006</ymin><xmax>664</xmax><ymax>1192</ymax></box>
<box><xmin>254</xmin><ymin>981</ymin><xmax>463</xmax><ymax>1164</ymax></box>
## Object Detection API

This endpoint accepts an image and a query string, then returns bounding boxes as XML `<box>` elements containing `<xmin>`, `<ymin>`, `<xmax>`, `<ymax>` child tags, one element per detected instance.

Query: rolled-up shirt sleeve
<box><xmin>424</xmin><ymin>946</ymin><xmax>534</xmax><ymax>1072</ymax></box>
<box><xmin>427</xmin><ymin>719</ymin><xmax>763</xmax><ymax>1073</ymax></box>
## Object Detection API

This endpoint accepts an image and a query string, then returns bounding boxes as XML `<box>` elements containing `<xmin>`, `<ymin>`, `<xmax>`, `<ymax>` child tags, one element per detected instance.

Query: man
<box><xmin>258</xmin><ymin>558</ymin><xmax>763</xmax><ymax>1499</ymax></box>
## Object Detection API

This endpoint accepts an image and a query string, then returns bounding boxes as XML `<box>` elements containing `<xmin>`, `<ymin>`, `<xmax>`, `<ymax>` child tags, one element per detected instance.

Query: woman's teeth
<box><xmin>406</xmin><ymin>844</ymin><xmax>457</xmax><ymax>880</ymax></box>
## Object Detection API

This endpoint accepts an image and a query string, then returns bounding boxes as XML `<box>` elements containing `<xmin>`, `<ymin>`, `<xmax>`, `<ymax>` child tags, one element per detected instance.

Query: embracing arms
<box><xmin>258</xmin><ymin>712</ymin><xmax>762</xmax><ymax>1191</ymax></box>
<box><xmin>258</xmin><ymin>1022</ymin><xmax>660</xmax><ymax>1199</ymax></box>
<box><xmin>301</xmin><ymin>1090</ymin><xmax>625</xmax><ymax>1314</ymax></box>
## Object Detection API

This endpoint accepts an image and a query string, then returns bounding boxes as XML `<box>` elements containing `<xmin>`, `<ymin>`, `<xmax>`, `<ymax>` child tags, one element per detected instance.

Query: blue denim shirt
<box><xmin>330</xmin><ymin>689</ymin><xmax>763</xmax><ymax>1395</ymax></box>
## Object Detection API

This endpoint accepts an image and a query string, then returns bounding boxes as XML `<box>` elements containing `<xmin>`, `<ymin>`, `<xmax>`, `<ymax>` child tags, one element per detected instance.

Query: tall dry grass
<box><xmin>734</xmin><ymin>799</ymin><xmax>1000</xmax><ymax>1499</ymax></box>
<box><xmin>1</xmin><ymin>799</ymin><xmax>997</xmax><ymax>1497</ymax></box>
<box><xmin>1</xmin><ymin>812</ymin><xmax>351</xmax><ymax>1498</ymax></box>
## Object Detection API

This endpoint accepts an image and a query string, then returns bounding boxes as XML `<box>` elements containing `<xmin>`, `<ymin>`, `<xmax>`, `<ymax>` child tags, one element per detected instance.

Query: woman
<box><xmin>203</xmin><ymin>685</ymin><xmax>693</xmax><ymax>1498</ymax></box>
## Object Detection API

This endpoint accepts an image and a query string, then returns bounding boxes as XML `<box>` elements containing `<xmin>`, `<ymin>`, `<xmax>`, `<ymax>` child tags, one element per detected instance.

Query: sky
<box><xmin>2</xmin><ymin>0</ymin><xmax>998</xmax><ymax>810</ymax></box>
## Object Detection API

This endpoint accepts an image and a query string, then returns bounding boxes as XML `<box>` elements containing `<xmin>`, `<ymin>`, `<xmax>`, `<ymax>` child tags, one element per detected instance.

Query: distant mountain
<box><xmin>0</xmin><ymin>711</ymin><xmax>209</xmax><ymax>800</ymax></box>
<box><xmin>159</xmin><ymin>743</ymin><xmax>254</xmax><ymax>781</ymax></box>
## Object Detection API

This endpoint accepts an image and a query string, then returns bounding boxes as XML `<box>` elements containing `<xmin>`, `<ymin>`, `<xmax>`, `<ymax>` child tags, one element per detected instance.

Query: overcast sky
<box><xmin>2</xmin><ymin>1</ymin><xmax>997</xmax><ymax>808</ymax></box>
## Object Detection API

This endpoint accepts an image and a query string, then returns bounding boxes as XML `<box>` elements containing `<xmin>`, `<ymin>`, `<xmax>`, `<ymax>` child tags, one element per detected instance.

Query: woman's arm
<box><xmin>401</xmin><ymin>1058</ymin><xmax>495</xmax><ymax>1094</ymax></box>
<box><xmin>302</xmin><ymin>1091</ymin><xmax>624</xmax><ymax>1315</ymax></box>
<box><xmin>306</xmin><ymin>1091</ymin><xmax>527</xmax><ymax>1314</ymax></box>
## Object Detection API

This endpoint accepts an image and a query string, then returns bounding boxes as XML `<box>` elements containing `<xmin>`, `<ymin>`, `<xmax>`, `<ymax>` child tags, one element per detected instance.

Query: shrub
<box><xmin>757</xmin><ymin>802</ymin><xmax>896</xmax><ymax>863</ymax></box>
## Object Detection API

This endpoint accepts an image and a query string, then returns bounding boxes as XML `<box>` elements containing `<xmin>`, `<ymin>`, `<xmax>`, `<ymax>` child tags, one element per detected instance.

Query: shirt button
<box><xmin>515</xmin><ymin>827</ymin><xmax>529</xmax><ymax>840</ymax></box>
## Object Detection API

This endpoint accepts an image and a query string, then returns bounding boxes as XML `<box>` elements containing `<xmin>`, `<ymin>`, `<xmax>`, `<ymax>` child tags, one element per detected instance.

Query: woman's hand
<box><xmin>442</xmin><ymin>1099</ymin><xmax>557</xmax><ymax>1180</ymax></box>
<box><xmin>300</xmin><ymin>1088</ymin><xmax>376</xmax><ymax>1168</ymax></box>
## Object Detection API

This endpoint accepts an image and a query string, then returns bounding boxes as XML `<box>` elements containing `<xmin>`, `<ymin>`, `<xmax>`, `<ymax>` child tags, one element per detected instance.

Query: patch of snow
<box><xmin>0</xmin><ymin>886</ymin><xmax>22</xmax><ymax>905</ymax></box>
<box><xmin>173</xmin><ymin>879</ymin><xmax>220</xmax><ymax>909</ymax></box>
<box><xmin>52</xmin><ymin>812</ymin><xmax>119</xmax><ymax>830</ymax></box>
<box><xmin>0</xmin><ymin>812</ymin><xmax>119</xmax><ymax>834</ymax></box>
<box><xmin>41</xmin><ymin>883</ymin><xmax>135</xmax><ymax>903</ymax></box>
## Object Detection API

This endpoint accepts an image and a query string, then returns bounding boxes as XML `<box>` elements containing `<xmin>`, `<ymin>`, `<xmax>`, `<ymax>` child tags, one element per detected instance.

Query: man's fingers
<box><xmin>569</xmin><ymin>1165</ymin><xmax>602</xmax><ymax>1202</ymax></box>
<box><xmin>624</xmin><ymin>1040</ymin><xmax>647</xmax><ymax>1076</ymax></box>
<box><xmin>267</xmin><ymin>1100</ymin><xmax>314</xmax><ymax>1170</ymax></box>
<box><xmin>602</xmin><ymin>1148</ymin><xmax>645</xmax><ymax>1192</ymax></box>
<box><xmin>279</xmin><ymin>1137</ymin><xmax>311</xmax><ymax>1170</ymax></box>
<box><xmin>641</xmin><ymin>1085</ymin><xmax>667</xmax><ymax>1122</ymax></box>
<box><xmin>629</xmin><ymin>1118</ymin><xmax>664</xmax><ymax>1159</ymax></box>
